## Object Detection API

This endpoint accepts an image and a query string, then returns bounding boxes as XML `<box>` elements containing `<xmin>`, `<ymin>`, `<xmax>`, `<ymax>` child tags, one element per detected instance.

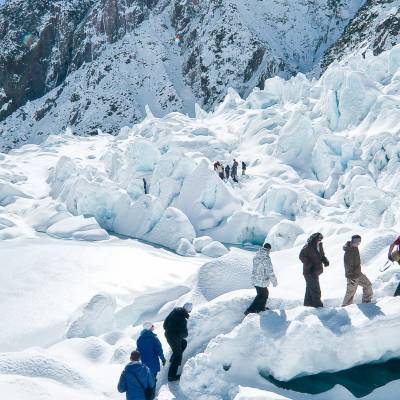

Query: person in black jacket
<box><xmin>241</xmin><ymin>161</ymin><xmax>247</xmax><ymax>175</ymax></box>
<box><xmin>299</xmin><ymin>232</ymin><xmax>329</xmax><ymax>308</ymax></box>
<box><xmin>225</xmin><ymin>164</ymin><xmax>230</xmax><ymax>180</ymax></box>
<box><xmin>163</xmin><ymin>302</ymin><xmax>192</xmax><ymax>381</ymax></box>
<box><xmin>231</xmin><ymin>159</ymin><xmax>238</xmax><ymax>182</ymax></box>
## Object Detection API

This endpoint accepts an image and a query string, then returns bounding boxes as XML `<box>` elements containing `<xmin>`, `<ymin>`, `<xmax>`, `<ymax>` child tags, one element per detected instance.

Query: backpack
<box><xmin>132</xmin><ymin>370</ymin><xmax>155</xmax><ymax>400</ymax></box>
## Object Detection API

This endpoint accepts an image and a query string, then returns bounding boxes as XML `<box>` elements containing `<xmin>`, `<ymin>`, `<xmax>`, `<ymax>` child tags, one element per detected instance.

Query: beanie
<box><xmin>143</xmin><ymin>322</ymin><xmax>154</xmax><ymax>330</ymax></box>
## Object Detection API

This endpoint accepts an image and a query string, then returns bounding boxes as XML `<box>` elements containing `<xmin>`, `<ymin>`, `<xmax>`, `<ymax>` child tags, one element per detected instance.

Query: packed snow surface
<box><xmin>1</xmin><ymin>44</ymin><xmax>400</xmax><ymax>400</ymax></box>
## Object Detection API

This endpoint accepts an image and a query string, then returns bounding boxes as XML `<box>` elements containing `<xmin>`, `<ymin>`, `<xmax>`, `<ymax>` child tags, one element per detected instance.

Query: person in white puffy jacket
<box><xmin>244</xmin><ymin>243</ymin><xmax>278</xmax><ymax>315</ymax></box>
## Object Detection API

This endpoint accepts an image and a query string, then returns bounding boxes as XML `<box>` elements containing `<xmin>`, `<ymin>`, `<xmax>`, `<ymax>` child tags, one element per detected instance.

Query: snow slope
<box><xmin>1</xmin><ymin>43</ymin><xmax>400</xmax><ymax>400</ymax></box>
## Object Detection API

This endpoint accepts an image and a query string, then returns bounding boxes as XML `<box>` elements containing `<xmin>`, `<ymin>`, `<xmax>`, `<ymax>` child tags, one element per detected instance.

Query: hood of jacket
<box><xmin>307</xmin><ymin>232</ymin><xmax>323</xmax><ymax>246</ymax></box>
<box><xmin>124</xmin><ymin>361</ymin><xmax>145</xmax><ymax>374</ymax></box>
<box><xmin>139</xmin><ymin>329</ymin><xmax>157</xmax><ymax>339</ymax></box>
<box><xmin>343</xmin><ymin>241</ymin><xmax>356</xmax><ymax>252</ymax></box>
<box><xmin>259</xmin><ymin>247</ymin><xmax>270</xmax><ymax>256</ymax></box>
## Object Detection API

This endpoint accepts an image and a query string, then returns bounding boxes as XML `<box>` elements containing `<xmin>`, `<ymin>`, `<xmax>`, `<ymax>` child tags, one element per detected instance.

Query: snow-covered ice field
<box><xmin>1</xmin><ymin>45</ymin><xmax>400</xmax><ymax>399</ymax></box>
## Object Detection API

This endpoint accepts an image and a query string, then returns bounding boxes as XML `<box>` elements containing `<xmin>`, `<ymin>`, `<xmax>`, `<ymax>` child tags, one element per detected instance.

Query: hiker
<box><xmin>225</xmin><ymin>164</ymin><xmax>230</xmax><ymax>180</ymax></box>
<box><xmin>299</xmin><ymin>232</ymin><xmax>329</xmax><ymax>308</ymax></box>
<box><xmin>241</xmin><ymin>161</ymin><xmax>247</xmax><ymax>176</ymax></box>
<box><xmin>231</xmin><ymin>159</ymin><xmax>238</xmax><ymax>182</ymax></box>
<box><xmin>342</xmin><ymin>235</ymin><xmax>373</xmax><ymax>306</ymax></box>
<box><xmin>143</xmin><ymin>178</ymin><xmax>148</xmax><ymax>195</ymax></box>
<box><xmin>244</xmin><ymin>242</ymin><xmax>277</xmax><ymax>315</ymax></box>
<box><xmin>175</xmin><ymin>34</ymin><xmax>183</xmax><ymax>46</ymax></box>
<box><xmin>136</xmin><ymin>322</ymin><xmax>166</xmax><ymax>380</ymax></box>
<box><xmin>213</xmin><ymin>161</ymin><xmax>220</xmax><ymax>171</ymax></box>
<box><xmin>388</xmin><ymin>236</ymin><xmax>400</xmax><ymax>296</ymax></box>
<box><xmin>218</xmin><ymin>163</ymin><xmax>225</xmax><ymax>180</ymax></box>
<box><xmin>163</xmin><ymin>302</ymin><xmax>192</xmax><ymax>382</ymax></box>
<box><xmin>118</xmin><ymin>350</ymin><xmax>156</xmax><ymax>400</ymax></box>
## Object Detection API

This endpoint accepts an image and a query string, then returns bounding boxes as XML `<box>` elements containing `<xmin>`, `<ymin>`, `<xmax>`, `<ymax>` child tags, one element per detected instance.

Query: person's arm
<box><xmin>319</xmin><ymin>243</ymin><xmax>329</xmax><ymax>266</ymax></box>
<box><xmin>388</xmin><ymin>243</ymin><xmax>396</xmax><ymax>260</ymax></box>
<box><xmin>265</xmin><ymin>256</ymin><xmax>278</xmax><ymax>287</ymax></box>
<box><xmin>299</xmin><ymin>248</ymin><xmax>308</xmax><ymax>264</ymax></box>
<box><xmin>155</xmin><ymin>337</ymin><xmax>166</xmax><ymax>365</ymax></box>
<box><xmin>176</xmin><ymin>313</ymin><xmax>188</xmax><ymax>338</ymax></box>
<box><xmin>117</xmin><ymin>370</ymin><xmax>127</xmax><ymax>393</ymax></box>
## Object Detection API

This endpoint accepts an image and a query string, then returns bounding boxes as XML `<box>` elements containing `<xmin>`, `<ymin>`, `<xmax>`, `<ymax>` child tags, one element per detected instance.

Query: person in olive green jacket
<box><xmin>342</xmin><ymin>235</ymin><xmax>373</xmax><ymax>306</ymax></box>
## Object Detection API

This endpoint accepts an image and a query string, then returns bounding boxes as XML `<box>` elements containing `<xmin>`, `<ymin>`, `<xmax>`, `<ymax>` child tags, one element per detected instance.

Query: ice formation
<box><xmin>1</xmin><ymin>42</ymin><xmax>400</xmax><ymax>400</ymax></box>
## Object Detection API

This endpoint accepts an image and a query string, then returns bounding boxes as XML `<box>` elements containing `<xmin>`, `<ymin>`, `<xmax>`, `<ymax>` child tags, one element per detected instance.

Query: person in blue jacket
<box><xmin>118</xmin><ymin>350</ymin><xmax>155</xmax><ymax>400</ymax></box>
<box><xmin>136</xmin><ymin>322</ymin><xmax>166</xmax><ymax>379</ymax></box>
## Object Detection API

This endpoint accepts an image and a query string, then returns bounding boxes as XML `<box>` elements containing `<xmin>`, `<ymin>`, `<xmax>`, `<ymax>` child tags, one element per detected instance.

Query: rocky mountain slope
<box><xmin>320</xmin><ymin>0</ymin><xmax>400</xmax><ymax>69</ymax></box>
<box><xmin>0</xmin><ymin>0</ymin><xmax>364</xmax><ymax>150</ymax></box>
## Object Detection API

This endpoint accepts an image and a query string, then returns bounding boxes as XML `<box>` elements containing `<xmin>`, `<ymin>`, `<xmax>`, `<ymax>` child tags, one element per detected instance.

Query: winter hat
<box><xmin>351</xmin><ymin>234</ymin><xmax>361</xmax><ymax>243</ymax></box>
<box><xmin>263</xmin><ymin>242</ymin><xmax>271</xmax><ymax>250</ymax></box>
<box><xmin>307</xmin><ymin>232</ymin><xmax>323</xmax><ymax>245</ymax></box>
<box><xmin>143</xmin><ymin>322</ymin><xmax>154</xmax><ymax>330</ymax></box>
<box><xmin>183</xmin><ymin>302</ymin><xmax>193</xmax><ymax>313</ymax></box>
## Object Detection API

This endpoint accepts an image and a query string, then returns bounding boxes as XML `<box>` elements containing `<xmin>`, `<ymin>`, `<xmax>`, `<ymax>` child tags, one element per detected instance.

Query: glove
<box><xmin>271</xmin><ymin>276</ymin><xmax>278</xmax><ymax>287</ymax></box>
<box><xmin>350</xmin><ymin>279</ymin><xmax>357</xmax><ymax>286</ymax></box>
<box><xmin>322</xmin><ymin>256</ymin><xmax>329</xmax><ymax>267</ymax></box>
<box><xmin>162</xmin><ymin>359</ymin><xmax>166</xmax><ymax>366</ymax></box>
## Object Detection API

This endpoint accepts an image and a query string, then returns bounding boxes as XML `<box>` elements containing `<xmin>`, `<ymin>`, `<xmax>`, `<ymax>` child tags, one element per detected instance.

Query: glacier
<box><xmin>0</xmin><ymin>42</ymin><xmax>400</xmax><ymax>400</ymax></box>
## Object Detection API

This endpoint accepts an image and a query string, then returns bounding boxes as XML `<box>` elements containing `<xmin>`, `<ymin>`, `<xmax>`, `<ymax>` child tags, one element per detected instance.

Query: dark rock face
<box><xmin>0</xmin><ymin>0</ymin><xmax>372</xmax><ymax>150</ymax></box>
<box><xmin>0</xmin><ymin>0</ymin><xmax>97</xmax><ymax>120</ymax></box>
<box><xmin>320</xmin><ymin>0</ymin><xmax>400</xmax><ymax>70</ymax></box>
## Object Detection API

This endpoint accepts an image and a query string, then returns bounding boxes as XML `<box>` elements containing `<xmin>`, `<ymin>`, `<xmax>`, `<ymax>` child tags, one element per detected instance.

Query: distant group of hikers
<box><xmin>213</xmin><ymin>159</ymin><xmax>246</xmax><ymax>183</ymax></box>
<box><xmin>117</xmin><ymin>234</ymin><xmax>400</xmax><ymax>399</ymax></box>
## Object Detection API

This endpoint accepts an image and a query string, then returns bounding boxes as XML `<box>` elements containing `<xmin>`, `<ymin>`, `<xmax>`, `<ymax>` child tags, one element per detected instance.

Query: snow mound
<box><xmin>47</xmin><ymin>216</ymin><xmax>109</xmax><ymax>241</ymax></box>
<box><xmin>180</xmin><ymin>298</ymin><xmax>400</xmax><ymax>398</ymax></box>
<box><xmin>195</xmin><ymin>249</ymin><xmax>252</xmax><ymax>301</ymax></box>
<box><xmin>0</xmin><ymin>181</ymin><xmax>30</xmax><ymax>206</ymax></box>
<box><xmin>201</xmin><ymin>241</ymin><xmax>229</xmax><ymax>258</ymax></box>
<box><xmin>176</xmin><ymin>238</ymin><xmax>197</xmax><ymax>257</ymax></box>
<box><xmin>0</xmin><ymin>352</ymin><xmax>87</xmax><ymax>387</ymax></box>
<box><xmin>266</xmin><ymin>220</ymin><xmax>304</xmax><ymax>250</ymax></box>
<box><xmin>234</xmin><ymin>386</ymin><xmax>291</xmax><ymax>400</ymax></box>
<box><xmin>193</xmin><ymin>236</ymin><xmax>214</xmax><ymax>252</ymax></box>
<box><xmin>66</xmin><ymin>293</ymin><xmax>116</xmax><ymax>339</ymax></box>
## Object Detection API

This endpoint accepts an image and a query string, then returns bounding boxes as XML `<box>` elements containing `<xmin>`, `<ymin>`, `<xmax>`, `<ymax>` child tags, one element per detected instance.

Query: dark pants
<box><xmin>166</xmin><ymin>335</ymin><xmax>187</xmax><ymax>379</ymax></box>
<box><xmin>245</xmin><ymin>286</ymin><xmax>269</xmax><ymax>314</ymax></box>
<box><xmin>304</xmin><ymin>273</ymin><xmax>323</xmax><ymax>307</ymax></box>
<box><xmin>395</xmin><ymin>282</ymin><xmax>400</xmax><ymax>297</ymax></box>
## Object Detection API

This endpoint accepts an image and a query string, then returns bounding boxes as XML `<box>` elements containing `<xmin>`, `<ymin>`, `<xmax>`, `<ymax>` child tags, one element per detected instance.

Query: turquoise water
<box><xmin>260</xmin><ymin>358</ymin><xmax>400</xmax><ymax>398</ymax></box>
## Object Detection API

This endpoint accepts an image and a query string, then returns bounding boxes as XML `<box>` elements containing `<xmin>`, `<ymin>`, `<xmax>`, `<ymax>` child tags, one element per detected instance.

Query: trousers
<box><xmin>245</xmin><ymin>286</ymin><xmax>269</xmax><ymax>314</ymax></box>
<box><xmin>166</xmin><ymin>335</ymin><xmax>187</xmax><ymax>378</ymax></box>
<box><xmin>303</xmin><ymin>273</ymin><xmax>323</xmax><ymax>308</ymax></box>
<box><xmin>342</xmin><ymin>273</ymin><xmax>373</xmax><ymax>306</ymax></box>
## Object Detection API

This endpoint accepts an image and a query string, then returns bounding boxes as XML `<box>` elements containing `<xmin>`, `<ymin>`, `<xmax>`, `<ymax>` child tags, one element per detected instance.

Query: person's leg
<box><xmin>304</xmin><ymin>274</ymin><xmax>323</xmax><ymax>307</ymax></box>
<box><xmin>167</xmin><ymin>337</ymin><xmax>183</xmax><ymax>379</ymax></box>
<box><xmin>258</xmin><ymin>287</ymin><xmax>269</xmax><ymax>311</ymax></box>
<box><xmin>394</xmin><ymin>282</ymin><xmax>400</xmax><ymax>296</ymax></box>
<box><xmin>303</xmin><ymin>275</ymin><xmax>311</xmax><ymax>306</ymax></box>
<box><xmin>358</xmin><ymin>273</ymin><xmax>373</xmax><ymax>303</ymax></box>
<box><xmin>245</xmin><ymin>286</ymin><xmax>261</xmax><ymax>314</ymax></box>
<box><xmin>342</xmin><ymin>278</ymin><xmax>359</xmax><ymax>306</ymax></box>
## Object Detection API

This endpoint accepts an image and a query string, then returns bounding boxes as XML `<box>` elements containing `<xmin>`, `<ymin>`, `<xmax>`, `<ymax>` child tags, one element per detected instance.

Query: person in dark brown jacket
<box><xmin>299</xmin><ymin>232</ymin><xmax>329</xmax><ymax>308</ymax></box>
<box><xmin>342</xmin><ymin>234</ymin><xmax>373</xmax><ymax>306</ymax></box>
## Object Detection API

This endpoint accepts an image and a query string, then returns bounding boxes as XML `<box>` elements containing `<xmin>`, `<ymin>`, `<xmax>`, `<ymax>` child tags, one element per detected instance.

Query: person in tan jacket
<box><xmin>342</xmin><ymin>235</ymin><xmax>373</xmax><ymax>306</ymax></box>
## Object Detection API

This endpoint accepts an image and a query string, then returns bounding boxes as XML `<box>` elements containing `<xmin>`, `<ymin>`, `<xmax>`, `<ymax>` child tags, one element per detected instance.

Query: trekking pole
<box><xmin>379</xmin><ymin>260</ymin><xmax>393</xmax><ymax>272</ymax></box>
